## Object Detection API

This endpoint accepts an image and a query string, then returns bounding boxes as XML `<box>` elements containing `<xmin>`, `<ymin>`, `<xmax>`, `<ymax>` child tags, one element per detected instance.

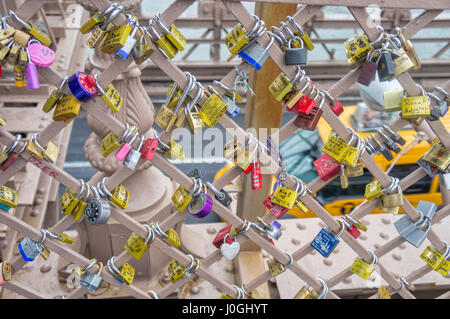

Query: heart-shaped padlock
<box><xmin>220</xmin><ymin>236</ymin><xmax>240</xmax><ymax>260</ymax></box>
<box><xmin>27</xmin><ymin>40</ymin><xmax>55</xmax><ymax>67</ymax></box>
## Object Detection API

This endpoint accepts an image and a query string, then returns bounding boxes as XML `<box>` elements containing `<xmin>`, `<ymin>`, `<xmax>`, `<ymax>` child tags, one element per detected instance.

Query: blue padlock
<box><xmin>238</xmin><ymin>33</ymin><xmax>274</xmax><ymax>70</ymax></box>
<box><xmin>311</xmin><ymin>220</ymin><xmax>345</xmax><ymax>258</ymax></box>
<box><xmin>67</xmin><ymin>72</ymin><xmax>98</xmax><ymax>102</ymax></box>
<box><xmin>18</xmin><ymin>237</ymin><xmax>40</xmax><ymax>262</ymax></box>
<box><xmin>0</xmin><ymin>203</ymin><xmax>11</xmax><ymax>211</ymax></box>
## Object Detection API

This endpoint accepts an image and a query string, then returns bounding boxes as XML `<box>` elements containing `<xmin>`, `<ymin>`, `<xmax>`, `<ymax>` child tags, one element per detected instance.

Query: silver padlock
<box><xmin>441</xmin><ymin>173</ymin><xmax>450</xmax><ymax>190</ymax></box>
<box><xmin>80</xmin><ymin>259</ymin><xmax>104</xmax><ymax>291</ymax></box>
<box><xmin>212</xmin><ymin>81</ymin><xmax>240</xmax><ymax>117</ymax></box>
<box><xmin>394</xmin><ymin>212</ymin><xmax>425</xmax><ymax>238</ymax></box>
<box><xmin>267</xmin><ymin>220</ymin><xmax>282</xmax><ymax>240</ymax></box>
<box><xmin>116</xmin><ymin>17</ymin><xmax>139</xmax><ymax>59</ymax></box>
<box><xmin>17</xmin><ymin>237</ymin><xmax>41</xmax><ymax>262</ymax></box>
<box><xmin>403</xmin><ymin>219</ymin><xmax>431</xmax><ymax>248</ymax></box>
<box><xmin>416</xmin><ymin>200</ymin><xmax>437</xmax><ymax>221</ymax></box>
<box><xmin>238</xmin><ymin>32</ymin><xmax>274</xmax><ymax>70</ymax></box>
<box><xmin>427</xmin><ymin>92</ymin><xmax>448</xmax><ymax>121</ymax></box>
<box><xmin>285</xmin><ymin>36</ymin><xmax>306</xmax><ymax>66</ymax></box>
<box><xmin>123</xmin><ymin>135</ymin><xmax>144</xmax><ymax>170</ymax></box>
<box><xmin>357</xmin><ymin>72</ymin><xmax>403</xmax><ymax>112</ymax></box>
<box><xmin>84</xmin><ymin>186</ymin><xmax>111</xmax><ymax>225</ymax></box>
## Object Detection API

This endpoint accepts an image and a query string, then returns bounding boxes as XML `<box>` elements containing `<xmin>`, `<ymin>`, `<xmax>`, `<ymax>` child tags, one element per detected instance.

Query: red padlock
<box><xmin>251</xmin><ymin>162</ymin><xmax>263</xmax><ymax>190</ymax></box>
<box><xmin>329</xmin><ymin>99</ymin><xmax>343</xmax><ymax>116</ymax></box>
<box><xmin>264</xmin><ymin>193</ymin><xmax>288</xmax><ymax>219</ymax></box>
<box><xmin>294</xmin><ymin>105</ymin><xmax>323</xmax><ymax>131</ymax></box>
<box><xmin>291</xmin><ymin>95</ymin><xmax>308</xmax><ymax>114</ymax></box>
<box><xmin>346</xmin><ymin>224</ymin><xmax>361</xmax><ymax>239</ymax></box>
<box><xmin>140</xmin><ymin>138</ymin><xmax>158</xmax><ymax>161</ymax></box>
<box><xmin>212</xmin><ymin>225</ymin><xmax>234</xmax><ymax>248</ymax></box>
<box><xmin>242</xmin><ymin>161</ymin><xmax>256</xmax><ymax>175</ymax></box>
<box><xmin>298</xmin><ymin>97</ymin><xmax>317</xmax><ymax>116</ymax></box>
<box><xmin>313</xmin><ymin>153</ymin><xmax>340</xmax><ymax>181</ymax></box>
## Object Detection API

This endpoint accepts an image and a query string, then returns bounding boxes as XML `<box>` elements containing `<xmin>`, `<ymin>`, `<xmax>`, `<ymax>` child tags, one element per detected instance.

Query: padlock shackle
<box><xmin>80</xmin><ymin>258</ymin><xmax>98</xmax><ymax>273</ymax></box>
<box><xmin>315</xmin><ymin>277</ymin><xmax>328</xmax><ymax>299</ymax></box>
<box><xmin>270</xmin><ymin>26</ymin><xmax>287</xmax><ymax>47</ymax></box>
<box><xmin>8</xmin><ymin>10</ymin><xmax>31</xmax><ymax>30</ymax></box>
<box><xmin>100</xmin><ymin>5</ymin><xmax>124</xmax><ymax>31</ymax></box>
<box><xmin>83</xmin><ymin>182</ymin><xmax>91</xmax><ymax>202</ymax></box>
<box><xmin>287</xmin><ymin>16</ymin><xmax>305</xmax><ymax>36</ymax></box>
<box><xmin>246</xmin><ymin>15</ymin><xmax>262</xmax><ymax>38</ymax></box>
<box><xmin>146</xmin><ymin>20</ymin><xmax>162</xmax><ymax>41</ymax></box>
<box><xmin>101</xmin><ymin>177</ymin><xmax>113</xmax><ymax>198</ymax></box>
<box><xmin>5</xmin><ymin>134</ymin><xmax>20</xmax><ymax>155</ymax></box>
<box><xmin>31</xmin><ymin>133</ymin><xmax>47</xmax><ymax>154</ymax></box>
<box><xmin>146</xmin><ymin>290</ymin><xmax>159</xmax><ymax>299</ymax></box>
<box><xmin>291</xmin><ymin>66</ymin><xmax>303</xmax><ymax>85</ymax></box>
<box><xmin>76</xmin><ymin>179</ymin><xmax>85</xmax><ymax>200</ymax></box>
<box><xmin>98</xmin><ymin>2</ymin><xmax>118</xmax><ymax>20</ymax></box>
<box><xmin>434</xmin><ymin>86</ymin><xmax>449</xmax><ymax>98</ymax></box>
<box><xmin>143</xmin><ymin>224</ymin><xmax>154</xmax><ymax>245</ymax></box>
<box><xmin>155</xmin><ymin>12</ymin><xmax>170</xmax><ymax>36</ymax></box>
<box><xmin>231</xmin><ymin>284</ymin><xmax>244</xmax><ymax>299</ymax></box>
<box><xmin>369</xmin><ymin>25</ymin><xmax>385</xmax><ymax>48</ymax></box>
<box><xmin>117</xmin><ymin>123</ymin><xmax>131</xmax><ymax>144</ymax></box>
<box><xmin>186</xmin><ymin>82</ymin><xmax>204</xmax><ymax>113</ymax></box>
<box><xmin>93</xmin><ymin>73</ymin><xmax>106</xmax><ymax>96</ymax></box>
<box><xmin>174</xmin><ymin>72</ymin><xmax>195</xmax><ymax>112</ymax></box>
<box><xmin>280</xmin><ymin>21</ymin><xmax>295</xmax><ymax>39</ymax></box>
<box><xmin>334</xmin><ymin>219</ymin><xmax>346</xmax><ymax>239</ymax></box>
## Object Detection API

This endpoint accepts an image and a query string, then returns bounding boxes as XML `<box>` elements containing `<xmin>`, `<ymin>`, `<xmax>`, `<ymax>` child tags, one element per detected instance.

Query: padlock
<box><xmin>420</xmin><ymin>246</ymin><xmax>447</xmax><ymax>270</ymax></box>
<box><xmin>123</xmin><ymin>135</ymin><xmax>144</xmax><ymax>170</ymax></box>
<box><xmin>267</xmin><ymin>252</ymin><xmax>292</xmax><ymax>277</ymax></box>
<box><xmin>394</xmin><ymin>212</ymin><xmax>426</xmax><ymax>244</ymax></box>
<box><xmin>251</xmin><ymin>161</ymin><xmax>263</xmax><ymax>190</ymax></box>
<box><xmin>383</xmin><ymin>125</ymin><xmax>406</xmax><ymax>146</ymax></box>
<box><xmin>27</xmin><ymin>40</ymin><xmax>55</xmax><ymax>67</ymax></box>
<box><xmin>345</xmin><ymin>163</ymin><xmax>364</xmax><ymax>177</ymax></box>
<box><xmin>206</xmin><ymin>181</ymin><xmax>232</xmax><ymax>207</ymax></box>
<box><xmin>168</xmin><ymin>74</ymin><xmax>195</xmax><ymax>131</ymax></box>
<box><xmin>371</xmin><ymin>133</ymin><xmax>393</xmax><ymax>161</ymax></box>
<box><xmin>264</xmin><ymin>193</ymin><xmax>288</xmax><ymax>219</ymax></box>
<box><xmin>1</xmin><ymin>135</ymin><xmax>21</xmax><ymax>171</ymax></box>
<box><xmin>213</xmin><ymin>225</ymin><xmax>234</xmax><ymax>249</ymax></box>
<box><xmin>43</xmin><ymin>75</ymin><xmax>68</xmax><ymax>113</ymax></box>
<box><xmin>80</xmin><ymin>260</ymin><xmax>103</xmax><ymax>291</ymax></box>
<box><xmin>350</xmin><ymin>251</ymin><xmax>377</xmax><ymax>280</ymax></box>
<box><xmin>101</xmin><ymin>131</ymin><xmax>122</xmax><ymax>157</ymax></box>
<box><xmin>294</xmin><ymin>104</ymin><xmax>323</xmax><ymax>130</ymax></box>
<box><xmin>269</xmin><ymin>72</ymin><xmax>293</xmax><ymax>102</ymax></box>
<box><xmin>0</xmin><ymin>145</ymin><xmax>8</xmax><ymax>165</ymax></box>
<box><xmin>133</xmin><ymin>29</ymin><xmax>154</xmax><ymax>64</ymax></box>
<box><xmin>294</xmin><ymin>286</ymin><xmax>318</xmax><ymax>299</ymax></box>
<box><xmin>266</xmin><ymin>220</ymin><xmax>282</xmax><ymax>240</ymax></box>
<box><xmin>321</xmin><ymin>131</ymin><xmax>350</xmax><ymax>163</ymax></box>
<box><xmin>155</xmin><ymin>83</ymin><xmax>179</xmax><ymax>130</ymax></box>
<box><xmin>84</xmin><ymin>186</ymin><xmax>111</xmax><ymax>225</ymax></box>
<box><xmin>70</xmin><ymin>182</ymin><xmax>89</xmax><ymax>220</ymax></box>
<box><xmin>339</xmin><ymin>164</ymin><xmax>349</xmax><ymax>189</ymax></box>
<box><xmin>0</xmin><ymin>261</ymin><xmax>12</xmax><ymax>285</ymax></box>
<box><xmin>422</xmin><ymin>143</ymin><xmax>450</xmax><ymax>172</ymax></box>
<box><xmin>403</xmin><ymin>219</ymin><xmax>431</xmax><ymax>248</ymax></box>
<box><xmin>101</xmin><ymin>17</ymin><xmax>133</xmax><ymax>53</ymax></box>
<box><xmin>239</xmin><ymin>33</ymin><xmax>274</xmax><ymax>70</ymax></box>
<box><xmin>295</xmin><ymin>93</ymin><xmax>317</xmax><ymax>116</ymax></box>
<box><xmin>7</xmin><ymin>42</ymin><xmax>20</xmax><ymax>65</ymax></box>
<box><xmin>147</xmin><ymin>22</ymin><xmax>178</xmax><ymax>59</ymax></box>
<box><xmin>30</xmin><ymin>133</ymin><xmax>59</xmax><ymax>163</ymax></box>
<box><xmin>16</xmin><ymin>48</ymin><xmax>28</xmax><ymax>70</ymax></box>
<box><xmin>26</xmin><ymin>135</ymin><xmax>44</xmax><ymax>160</ymax></box>
<box><xmin>427</xmin><ymin>94</ymin><xmax>448</xmax><ymax>121</ymax></box>
<box><xmin>200</xmin><ymin>88</ymin><xmax>228</xmax><ymax>128</ymax></box>
<box><xmin>378</xmin><ymin>51</ymin><xmax>395</xmax><ymax>82</ymax></box>
<box><xmin>102</xmin><ymin>179</ymin><xmax>129</xmax><ymax>210</ymax></box>
<box><xmin>0</xmin><ymin>27</ymin><xmax>15</xmax><ymax>41</ymax></box>
<box><xmin>156</xmin><ymin>13</ymin><xmax>186</xmax><ymax>51</ymax></box>
<box><xmin>67</xmin><ymin>72</ymin><xmax>97</xmax><ymax>103</ymax></box>
<box><xmin>80</xmin><ymin>9</ymin><xmax>109</xmax><ymax>34</ymax></box>
<box><xmin>115</xmin><ymin>131</ymin><xmax>138</xmax><ymax>161</ymax></box>
<box><xmin>161</xmin><ymin>140</ymin><xmax>185</xmax><ymax>161</ymax></box>
<box><xmin>116</xmin><ymin>262</ymin><xmax>135</xmax><ymax>285</ymax></box>
<box><xmin>313</xmin><ymin>154</ymin><xmax>341</xmax><ymax>181</ymax></box>
<box><xmin>140</xmin><ymin>138</ymin><xmax>158</xmax><ymax>161</ymax></box>
<box><xmin>311</xmin><ymin>220</ymin><xmax>345</xmax><ymax>258</ymax></box>
<box><xmin>341</xmin><ymin>217</ymin><xmax>361</xmax><ymax>239</ymax></box>
<box><xmin>163</xmin><ymin>227</ymin><xmax>181</xmax><ymax>247</ymax></box>
<box><xmin>24</xmin><ymin>48</ymin><xmax>39</xmax><ymax>90</ymax></box>
<box><xmin>285</xmin><ymin>36</ymin><xmax>306</xmax><ymax>65</ymax></box>
<box><xmin>115</xmin><ymin>19</ymin><xmax>139</xmax><ymax>59</ymax></box>
<box><xmin>188</xmin><ymin>189</ymin><xmax>213</xmax><ymax>218</ymax></box>
<box><xmin>0</xmin><ymin>185</ymin><xmax>18</xmax><ymax>211</ymax></box>
<box><xmin>185</xmin><ymin>82</ymin><xmax>205</xmax><ymax>133</ymax></box>
<box><xmin>0</xmin><ymin>40</ymin><xmax>12</xmax><ymax>60</ymax></box>
<box><xmin>378</xmin><ymin>286</ymin><xmax>391</xmax><ymax>299</ymax></box>
<box><xmin>401</xmin><ymin>93</ymin><xmax>430</xmax><ymax>119</ymax></box>
<box><xmin>9</xmin><ymin>10</ymin><xmax>51</xmax><ymax>47</ymax></box>
<box><xmin>344</xmin><ymin>32</ymin><xmax>372</xmax><ymax>66</ymax></box>
<box><xmin>393</xmin><ymin>48</ymin><xmax>414</xmax><ymax>77</ymax></box>
<box><xmin>94</xmin><ymin>74</ymin><xmax>123</xmax><ymax>113</ymax></box>
<box><xmin>18</xmin><ymin>237</ymin><xmax>41</xmax><ymax>262</ymax></box>
<box><xmin>60</xmin><ymin>187</ymin><xmax>80</xmax><ymax>216</ymax></box>
<box><xmin>168</xmin><ymin>260</ymin><xmax>186</xmax><ymax>283</ymax></box>
<box><xmin>87</xmin><ymin>20</ymin><xmax>114</xmax><ymax>49</ymax></box>
<box><xmin>13</xmin><ymin>64</ymin><xmax>25</xmax><ymax>87</ymax></box>
<box><xmin>416</xmin><ymin>200</ymin><xmax>437</xmax><ymax>221</ymax></box>
<box><xmin>341</xmin><ymin>132</ymin><xmax>361</xmax><ymax>168</ymax></box>
<box><xmin>271</xmin><ymin>183</ymin><xmax>299</xmax><ymax>210</ymax></box>
<box><xmin>124</xmin><ymin>224</ymin><xmax>153</xmax><ymax>260</ymax></box>
<box><xmin>357</xmin><ymin>49</ymin><xmax>379</xmax><ymax>86</ymax></box>
<box><xmin>224</xmin><ymin>23</ymin><xmax>250</xmax><ymax>55</ymax></box>
<box><xmin>377</xmin><ymin>129</ymin><xmax>401</xmax><ymax>153</ymax></box>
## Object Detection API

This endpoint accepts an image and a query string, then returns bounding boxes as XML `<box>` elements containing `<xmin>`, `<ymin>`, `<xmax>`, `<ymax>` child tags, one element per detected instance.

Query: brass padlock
<box><xmin>101</xmin><ymin>19</ymin><xmax>133</xmax><ymax>53</ymax></box>
<box><xmin>52</xmin><ymin>95</ymin><xmax>82</xmax><ymax>121</ymax></box>
<box><xmin>401</xmin><ymin>85</ymin><xmax>430</xmax><ymax>119</ymax></box>
<box><xmin>156</xmin><ymin>13</ymin><xmax>186</xmax><ymax>51</ymax></box>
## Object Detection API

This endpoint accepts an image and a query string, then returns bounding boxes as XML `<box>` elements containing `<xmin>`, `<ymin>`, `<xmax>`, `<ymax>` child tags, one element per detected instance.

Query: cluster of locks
<box><xmin>0</xmin><ymin>10</ymin><xmax>54</xmax><ymax>89</ymax></box>
<box><xmin>0</xmin><ymin>0</ymin><xmax>449</xmax><ymax>299</ymax></box>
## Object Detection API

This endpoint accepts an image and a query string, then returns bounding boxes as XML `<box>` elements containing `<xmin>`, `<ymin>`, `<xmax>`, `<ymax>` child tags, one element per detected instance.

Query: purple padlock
<box><xmin>115</xmin><ymin>132</ymin><xmax>138</xmax><ymax>161</ymax></box>
<box><xmin>188</xmin><ymin>192</ymin><xmax>213</xmax><ymax>218</ymax></box>
<box><xmin>25</xmin><ymin>48</ymin><xmax>40</xmax><ymax>90</ymax></box>
<box><xmin>27</xmin><ymin>40</ymin><xmax>55</xmax><ymax>67</ymax></box>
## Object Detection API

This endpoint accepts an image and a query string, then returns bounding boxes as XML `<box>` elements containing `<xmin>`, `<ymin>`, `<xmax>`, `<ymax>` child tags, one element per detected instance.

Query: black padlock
<box><xmin>285</xmin><ymin>36</ymin><xmax>306</xmax><ymax>66</ymax></box>
<box><xmin>378</xmin><ymin>51</ymin><xmax>395</xmax><ymax>82</ymax></box>
<box><xmin>205</xmin><ymin>181</ymin><xmax>232</xmax><ymax>207</ymax></box>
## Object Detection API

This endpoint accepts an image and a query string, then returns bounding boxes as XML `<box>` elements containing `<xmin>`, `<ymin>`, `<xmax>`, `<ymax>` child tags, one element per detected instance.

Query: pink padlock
<box><xmin>25</xmin><ymin>60</ymin><xmax>40</xmax><ymax>90</ymax></box>
<box><xmin>115</xmin><ymin>132</ymin><xmax>138</xmax><ymax>161</ymax></box>
<box><xmin>27</xmin><ymin>40</ymin><xmax>55</xmax><ymax>67</ymax></box>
